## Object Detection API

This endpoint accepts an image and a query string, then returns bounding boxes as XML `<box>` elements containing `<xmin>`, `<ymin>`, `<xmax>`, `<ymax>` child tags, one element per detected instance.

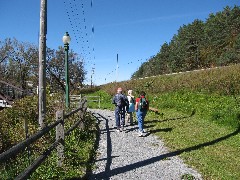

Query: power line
<box><xmin>64</xmin><ymin>0</ymin><xmax>96</xmax><ymax>85</ymax></box>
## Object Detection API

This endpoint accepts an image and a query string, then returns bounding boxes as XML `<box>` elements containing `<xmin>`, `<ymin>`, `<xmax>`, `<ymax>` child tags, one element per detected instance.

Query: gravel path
<box><xmin>88</xmin><ymin>109</ymin><xmax>202</xmax><ymax>180</ymax></box>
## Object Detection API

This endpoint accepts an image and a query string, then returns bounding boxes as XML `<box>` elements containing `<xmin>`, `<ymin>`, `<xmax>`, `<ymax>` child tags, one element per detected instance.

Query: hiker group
<box><xmin>112</xmin><ymin>87</ymin><xmax>149</xmax><ymax>137</ymax></box>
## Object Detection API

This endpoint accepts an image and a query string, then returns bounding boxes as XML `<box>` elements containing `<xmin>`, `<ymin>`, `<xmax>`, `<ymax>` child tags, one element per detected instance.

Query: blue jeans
<box><xmin>115</xmin><ymin>106</ymin><xmax>125</xmax><ymax>128</ymax></box>
<box><xmin>136</xmin><ymin>109</ymin><xmax>147</xmax><ymax>132</ymax></box>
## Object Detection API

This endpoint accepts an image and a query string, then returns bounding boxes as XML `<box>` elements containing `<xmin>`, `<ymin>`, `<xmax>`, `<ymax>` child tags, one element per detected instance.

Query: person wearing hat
<box><xmin>112</xmin><ymin>87</ymin><xmax>129</xmax><ymax>132</ymax></box>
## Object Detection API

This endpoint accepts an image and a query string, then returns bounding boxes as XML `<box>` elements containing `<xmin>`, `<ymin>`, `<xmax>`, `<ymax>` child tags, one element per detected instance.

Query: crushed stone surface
<box><xmin>88</xmin><ymin>109</ymin><xmax>202</xmax><ymax>180</ymax></box>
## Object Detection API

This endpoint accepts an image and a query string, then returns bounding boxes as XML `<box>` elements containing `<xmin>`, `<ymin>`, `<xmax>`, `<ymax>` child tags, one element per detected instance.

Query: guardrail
<box><xmin>0</xmin><ymin>97</ymin><xmax>88</xmax><ymax>179</ymax></box>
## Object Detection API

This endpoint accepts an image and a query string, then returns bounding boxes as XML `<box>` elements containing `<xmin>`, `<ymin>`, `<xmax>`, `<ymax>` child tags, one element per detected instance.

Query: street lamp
<box><xmin>62</xmin><ymin>32</ymin><xmax>71</xmax><ymax>108</ymax></box>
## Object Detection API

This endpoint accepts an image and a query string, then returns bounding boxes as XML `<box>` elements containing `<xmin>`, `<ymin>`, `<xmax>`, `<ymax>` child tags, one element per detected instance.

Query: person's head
<box><xmin>140</xmin><ymin>91</ymin><xmax>146</xmax><ymax>97</ymax></box>
<box><xmin>117</xmin><ymin>87</ymin><xmax>122</xmax><ymax>94</ymax></box>
<box><xmin>128</xmin><ymin>89</ymin><xmax>133</xmax><ymax>96</ymax></box>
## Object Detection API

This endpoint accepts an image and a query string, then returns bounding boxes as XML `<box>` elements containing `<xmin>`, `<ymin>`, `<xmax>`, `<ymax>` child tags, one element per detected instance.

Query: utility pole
<box><xmin>90</xmin><ymin>67</ymin><xmax>94</xmax><ymax>88</ymax></box>
<box><xmin>90</xmin><ymin>74</ymin><xmax>93</xmax><ymax>88</ymax></box>
<box><xmin>38</xmin><ymin>0</ymin><xmax>47</xmax><ymax>128</ymax></box>
<box><xmin>116</xmin><ymin>53</ymin><xmax>118</xmax><ymax>82</ymax></box>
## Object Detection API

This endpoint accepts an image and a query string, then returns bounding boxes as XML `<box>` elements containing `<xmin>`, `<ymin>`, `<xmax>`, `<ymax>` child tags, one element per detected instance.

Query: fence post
<box><xmin>24</xmin><ymin>119</ymin><xmax>31</xmax><ymax>165</ymax></box>
<box><xmin>56</xmin><ymin>110</ymin><xmax>64</xmax><ymax>167</ymax></box>
<box><xmin>98</xmin><ymin>96</ymin><xmax>100</xmax><ymax>108</ymax></box>
<box><xmin>78</xmin><ymin>100</ymin><xmax>85</xmax><ymax>129</ymax></box>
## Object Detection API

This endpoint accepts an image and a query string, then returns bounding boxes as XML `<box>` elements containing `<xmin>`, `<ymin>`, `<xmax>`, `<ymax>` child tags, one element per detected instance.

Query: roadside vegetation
<box><xmin>1</xmin><ymin>5</ymin><xmax>240</xmax><ymax>180</ymax></box>
<box><xmin>86</xmin><ymin>64</ymin><xmax>240</xmax><ymax>180</ymax></box>
<box><xmin>0</xmin><ymin>93</ymin><xmax>97</xmax><ymax>179</ymax></box>
<box><xmin>2</xmin><ymin>63</ymin><xmax>240</xmax><ymax>179</ymax></box>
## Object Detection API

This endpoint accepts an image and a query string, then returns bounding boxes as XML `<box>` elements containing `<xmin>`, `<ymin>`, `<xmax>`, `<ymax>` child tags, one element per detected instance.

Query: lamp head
<box><xmin>62</xmin><ymin>32</ymin><xmax>71</xmax><ymax>45</ymax></box>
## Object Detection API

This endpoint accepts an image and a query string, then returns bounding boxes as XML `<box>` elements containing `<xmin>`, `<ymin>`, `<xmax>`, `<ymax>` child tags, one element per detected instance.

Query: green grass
<box><xmin>30</xmin><ymin>112</ymin><xmax>97</xmax><ymax>179</ymax></box>
<box><xmin>2</xmin><ymin>68</ymin><xmax>240</xmax><ymax>179</ymax></box>
<box><xmin>145</xmin><ymin>109</ymin><xmax>240</xmax><ymax>180</ymax></box>
<box><xmin>0</xmin><ymin>95</ymin><xmax>98</xmax><ymax>179</ymax></box>
<box><xmin>149</xmin><ymin>91</ymin><xmax>240</xmax><ymax>130</ymax></box>
<box><xmin>84</xmin><ymin>90</ymin><xmax>115</xmax><ymax>110</ymax></box>
<box><xmin>86</xmin><ymin>89</ymin><xmax>240</xmax><ymax>180</ymax></box>
<box><xmin>101</xmin><ymin>64</ymin><xmax>240</xmax><ymax>96</ymax></box>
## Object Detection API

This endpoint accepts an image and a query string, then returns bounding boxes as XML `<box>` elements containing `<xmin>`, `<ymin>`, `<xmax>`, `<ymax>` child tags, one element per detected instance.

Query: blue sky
<box><xmin>1</xmin><ymin>0</ymin><xmax>239</xmax><ymax>85</ymax></box>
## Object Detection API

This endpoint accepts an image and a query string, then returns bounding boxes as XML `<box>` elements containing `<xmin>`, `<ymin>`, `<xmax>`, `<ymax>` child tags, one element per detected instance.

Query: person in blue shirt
<box><xmin>112</xmin><ymin>87</ymin><xmax>129</xmax><ymax>132</ymax></box>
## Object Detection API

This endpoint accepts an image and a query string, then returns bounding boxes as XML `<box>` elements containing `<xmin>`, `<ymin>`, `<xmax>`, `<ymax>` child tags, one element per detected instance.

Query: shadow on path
<box><xmin>78</xmin><ymin>111</ymin><xmax>239</xmax><ymax>180</ymax></box>
<box><xmin>90</xmin><ymin>125</ymin><xmax>240</xmax><ymax>179</ymax></box>
<box><xmin>88</xmin><ymin>113</ymin><xmax>113</xmax><ymax>180</ymax></box>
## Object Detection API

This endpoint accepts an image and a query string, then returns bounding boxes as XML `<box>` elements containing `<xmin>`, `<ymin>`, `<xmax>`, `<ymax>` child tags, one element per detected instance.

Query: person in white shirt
<box><xmin>126</xmin><ymin>89</ymin><xmax>135</xmax><ymax>125</ymax></box>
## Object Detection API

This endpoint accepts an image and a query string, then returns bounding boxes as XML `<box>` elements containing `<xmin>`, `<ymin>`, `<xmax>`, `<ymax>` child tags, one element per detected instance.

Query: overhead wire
<box><xmin>98</xmin><ymin>57</ymin><xmax>147</xmax><ymax>83</ymax></box>
<box><xmin>64</xmin><ymin>0</ymin><xmax>96</xmax><ymax>85</ymax></box>
<box><xmin>90</xmin><ymin>0</ymin><xmax>96</xmax><ymax>84</ymax></box>
<box><xmin>64</xmin><ymin>0</ymin><xmax>150</xmax><ymax>85</ymax></box>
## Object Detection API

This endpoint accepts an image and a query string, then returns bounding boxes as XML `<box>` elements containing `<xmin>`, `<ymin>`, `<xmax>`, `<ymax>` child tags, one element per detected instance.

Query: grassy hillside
<box><xmin>87</xmin><ymin>64</ymin><xmax>240</xmax><ymax>179</ymax></box>
<box><xmin>101</xmin><ymin>64</ymin><xmax>240</xmax><ymax>96</ymax></box>
<box><xmin>99</xmin><ymin>65</ymin><xmax>240</xmax><ymax>130</ymax></box>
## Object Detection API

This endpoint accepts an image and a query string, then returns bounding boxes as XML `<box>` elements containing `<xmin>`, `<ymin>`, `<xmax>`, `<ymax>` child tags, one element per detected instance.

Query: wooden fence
<box><xmin>71</xmin><ymin>95</ymin><xmax>100</xmax><ymax>108</ymax></box>
<box><xmin>0</xmin><ymin>97</ymin><xmax>88</xmax><ymax>180</ymax></box>
<box><xmin>86</xmin><ymin>95</ymin><xmax>101</xmax><ymax>108</ymax></box>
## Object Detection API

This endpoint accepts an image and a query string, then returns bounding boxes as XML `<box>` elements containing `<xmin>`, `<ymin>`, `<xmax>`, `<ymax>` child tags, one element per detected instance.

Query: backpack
<box><xmin>130</xmin><ymin>97</ymin><xmax>135</xmax><ymax>104</ymax></box>
<box><xmin>116</xmin><ymin>94</ymin><xmax>128</xmax><ymax>107</ymax></box>
<box><xmin>138</xmin><ymin>97</ymin><xmax>148</xmax><ymax>110</ymax></box>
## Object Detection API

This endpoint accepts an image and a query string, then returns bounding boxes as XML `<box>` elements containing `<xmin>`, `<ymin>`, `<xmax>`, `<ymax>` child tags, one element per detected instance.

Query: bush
<box><xmin>0</xmin><ymin>94</ymin><xmax>97</xmax><ymax>179</ymax></box>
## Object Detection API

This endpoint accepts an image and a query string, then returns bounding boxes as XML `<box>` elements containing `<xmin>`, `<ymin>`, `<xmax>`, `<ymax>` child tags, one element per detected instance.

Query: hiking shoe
<box><xmin>138</xmin><ymin>131</ymin><xmax>143</xmax><ymax>137</ymax></box>
<box><xmin>116</xmin><ymin>127</ymin><xmax>121</xmax><ymax>132</ymax></box>
<box><xmin>143</xmin><ymin>129</ymin><xmax>147</xmax><ymax>133</ymax></box>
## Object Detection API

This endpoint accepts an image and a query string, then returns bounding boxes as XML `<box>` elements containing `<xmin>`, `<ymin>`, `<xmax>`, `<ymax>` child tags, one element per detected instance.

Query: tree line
<box><xmin>132</xmin><ymin>5</ymin><xmax>240</xmax><ymax>78</ymax></box>
<box><xmin>0</xmin><ymin>38</ymin><xmax>86</xmax><ymax>96</ymax></box>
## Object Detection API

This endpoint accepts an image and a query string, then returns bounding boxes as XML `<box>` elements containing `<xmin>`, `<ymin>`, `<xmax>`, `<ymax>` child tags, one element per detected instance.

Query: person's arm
<box><xmin>124</xmin><ymin>95</ymin><xmax>129</xmax><ymax>109</ymax></box>
<box><xmin>112</xmin><ymin>95</ymin><xmax>116</xmax><ymax>104</ymax></box>
<box><xmin>135</xmin><ymin>98</ymin><xmax>139</xmax><ymax>111</ymax></box>
<box><xmin>127</xmin><ymin>95</ymin><xmax>130</xmax><ymax>102</ymax></box>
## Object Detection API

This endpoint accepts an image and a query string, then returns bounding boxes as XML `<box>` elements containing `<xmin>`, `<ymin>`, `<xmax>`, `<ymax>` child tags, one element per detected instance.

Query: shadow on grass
<box><xmin>67</xmin><ymin>112</ymin><xmax>110</xmax><ymax>180</ymax></box>
<box><xmin>78</xmin><ymin>112</ymin><xmax>113</xmax><ymax>180</ymax></box>
<box><xmin>87</xmin><ymin>125</ymin><xmax>240</xmax><ymax>179</ymax></box>
<box><xmin>148</xmin><ymin>127</ymin><xmax>173</xmax><ymax>134</ymax></box>
<box><xmin>72</xmin><ymin>110</ymin><xmax>239</xmax><ymax>180</ymax></box>
<box><xmin>145</xmin><ymin>109</ymin><xmax>196</xmax><ymax>125</ymax></box>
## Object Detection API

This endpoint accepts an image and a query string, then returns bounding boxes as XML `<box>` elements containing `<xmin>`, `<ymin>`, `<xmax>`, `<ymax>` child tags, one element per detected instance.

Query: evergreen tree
<box><xmin>132</xmin><ymin>5</ymin><xmax>240</xmax><ymax>78</ymax></box>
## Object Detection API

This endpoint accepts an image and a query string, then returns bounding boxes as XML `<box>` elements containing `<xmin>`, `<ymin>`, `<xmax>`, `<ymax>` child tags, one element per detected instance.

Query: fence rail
<box><xmin>0</xmin><ymin>96</ymin><xmax>88</xmax><ymax>180</ymax></box>
<box><xmin>0</xmin><ymin>99</ymin><xmax>12</xmax><ymax>108</ymax></box>
<box><xmin>70</xmin><ymin>95</ymin><xmax>100</xmax><ymax>108</ymax></box>
<box><xmin>86</xmin><ymin>95</ymin><xmax>101</xmax><ymax>108</ymax></box>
